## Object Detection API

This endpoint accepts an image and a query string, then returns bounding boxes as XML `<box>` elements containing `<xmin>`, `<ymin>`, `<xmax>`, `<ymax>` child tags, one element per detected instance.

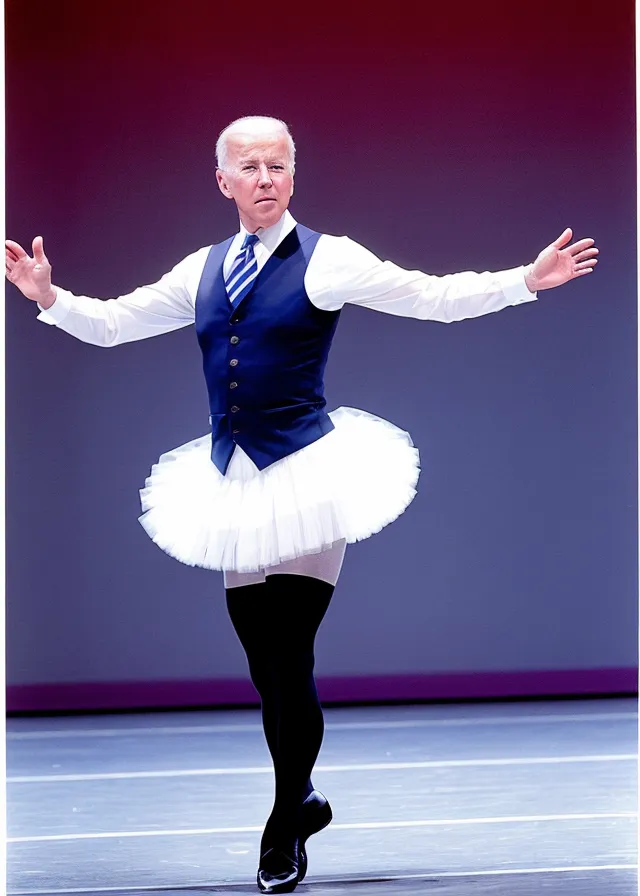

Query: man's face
<box><xmin>216</xmin><ymin>132</ymin><xmax>294</xmax><ymax>233</ymax></box>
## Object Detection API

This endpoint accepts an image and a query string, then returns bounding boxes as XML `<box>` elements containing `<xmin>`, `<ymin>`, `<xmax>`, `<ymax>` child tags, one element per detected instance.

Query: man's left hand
<box><xmin>524</xmin><ymin>228</ymin><xmax>598</xmax><ymax>293</ymax></box>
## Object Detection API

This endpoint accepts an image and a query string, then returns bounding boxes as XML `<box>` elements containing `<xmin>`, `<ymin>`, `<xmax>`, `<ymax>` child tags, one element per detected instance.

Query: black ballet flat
<box><xmin>297</xmin><ymin>790</ymin><xmax>333</xmax><ymax>883</ymax></box>
<box><xmin>257</xmin><ymin>844</ymin><xmax>300</xmax><ymax>894</ymax></box>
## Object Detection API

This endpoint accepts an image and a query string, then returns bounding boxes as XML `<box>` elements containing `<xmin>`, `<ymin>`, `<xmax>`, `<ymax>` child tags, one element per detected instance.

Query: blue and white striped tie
<box><xmin>225</xmin><ymin>233</ymin><xmax>260</xmax><ymax>307</ymax></box>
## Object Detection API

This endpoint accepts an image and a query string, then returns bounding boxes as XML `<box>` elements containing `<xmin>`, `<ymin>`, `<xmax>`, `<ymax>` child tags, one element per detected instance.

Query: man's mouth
<box><xmin>255</xmin><ymin>198</ymin><xmax>276</xmax><ymax>203</ymax></box>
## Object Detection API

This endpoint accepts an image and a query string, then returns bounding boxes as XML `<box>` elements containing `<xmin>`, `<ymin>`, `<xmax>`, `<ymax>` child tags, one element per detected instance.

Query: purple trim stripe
<box><xmin>7</xmin><ymin>668</ymin><xmax>638</xmax><ymax>713</ymax></box>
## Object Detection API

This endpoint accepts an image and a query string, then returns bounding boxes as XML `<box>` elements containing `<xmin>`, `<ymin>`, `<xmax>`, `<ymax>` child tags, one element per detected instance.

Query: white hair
<box><xmin>216</xmin><ymin>116</ymin><xmax>296</xmax><ymax>172</ymax></box>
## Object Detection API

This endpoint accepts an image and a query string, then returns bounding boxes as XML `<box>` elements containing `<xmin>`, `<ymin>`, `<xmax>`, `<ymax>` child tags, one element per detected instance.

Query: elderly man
<box><xmin>5</xmin><ymin>115</ymin><xmax>598</xmax><ymax>893</ymax></box>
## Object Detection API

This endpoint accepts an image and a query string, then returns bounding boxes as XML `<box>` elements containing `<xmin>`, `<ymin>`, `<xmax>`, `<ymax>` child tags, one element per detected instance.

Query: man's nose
<box><xmin>257</xmin><ymin>164</ymin><xmax>273</xmax><ymax>186</ymax></box>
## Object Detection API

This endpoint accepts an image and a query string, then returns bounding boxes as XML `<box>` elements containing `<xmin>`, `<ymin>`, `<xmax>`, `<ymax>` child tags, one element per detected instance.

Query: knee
<box><xmin>247</xmin><ymin>647</ymin><xmax>317</xmax><ymax>697</ymax></box>
<box><xmin>272</xmin><ymin>651</ymin><xmax>317</xmax><ymax>695</ymax></box>
<box><xmin>246</xmin><ymin>656</ymin><xmax>275</xmax><ymax>698</ymax></box>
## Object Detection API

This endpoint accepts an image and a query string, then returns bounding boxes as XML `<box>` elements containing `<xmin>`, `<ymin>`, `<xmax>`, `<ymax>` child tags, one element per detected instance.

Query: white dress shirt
<box><xmin>37</xmin><ymin>210</ymin><xmax>537</xmax><ymax>588</ymax></box>
<box><xmin>38</xmin><ymin>209</ymin><xmax>536</xmax><ymax>340</ymax></box>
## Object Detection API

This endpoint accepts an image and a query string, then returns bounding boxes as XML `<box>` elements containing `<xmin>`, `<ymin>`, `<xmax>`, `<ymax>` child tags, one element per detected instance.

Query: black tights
<box><xmin>225</xmin><ymin>573</ymin><xmax>334</xmax><ymax>853</ymax></box>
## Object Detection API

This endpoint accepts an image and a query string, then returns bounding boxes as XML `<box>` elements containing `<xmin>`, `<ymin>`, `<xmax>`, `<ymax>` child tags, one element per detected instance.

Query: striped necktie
<box><xmin>225</xmin><ymin>233</ymin><xmax>260</xmax><ymax>307</ymax></box>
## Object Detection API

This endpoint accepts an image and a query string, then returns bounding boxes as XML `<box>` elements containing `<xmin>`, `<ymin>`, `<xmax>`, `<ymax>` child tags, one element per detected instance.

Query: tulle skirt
<box><xmin>138</xmin><ymin>406</ymin><xmax>420</xmax><ymax>573</ymax></box>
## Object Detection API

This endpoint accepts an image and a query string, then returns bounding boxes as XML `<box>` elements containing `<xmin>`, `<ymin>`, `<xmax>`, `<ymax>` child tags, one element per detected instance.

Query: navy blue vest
<box><xmin>195</xmin><ymin>224</ymin><xmax>342</xmax><ymax>475</ymax></box>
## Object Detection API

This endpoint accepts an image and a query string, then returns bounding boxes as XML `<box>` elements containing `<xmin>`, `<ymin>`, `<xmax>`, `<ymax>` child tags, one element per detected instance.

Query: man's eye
<box><xmin>242</xmin><ymin>166</ymin><xmax>256</xmax><ymax>172</ymax></box>
<box><xmin>271</xmin><ymin>165</ymin><xmax>284</xmax><ymax>171</ymax></box>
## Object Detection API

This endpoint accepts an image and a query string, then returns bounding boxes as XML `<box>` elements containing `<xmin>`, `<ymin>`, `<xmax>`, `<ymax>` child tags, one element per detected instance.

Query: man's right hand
<box><xmin>5</xmin><ymin>236</ymin><xmax>57</xmax><ymax>308</ymax></box>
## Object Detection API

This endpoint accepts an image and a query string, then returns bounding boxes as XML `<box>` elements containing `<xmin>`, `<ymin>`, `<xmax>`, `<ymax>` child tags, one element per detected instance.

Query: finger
<box><xmin>5</xmin><ymin>246</ymin><xmax>20</xmax><ymax>263</ymax></box>
<box><xmin>575</xmin><ymin>260</ymin><xmax>597</xmax><ymax>271</ymax></box>
<box><xmin>5</xmin><ymin>239</ymin><xmax>28</xmax><ymax>258</ymax></box>
<box><xmin>552</xmin><ymin>228</ymin><xmax>573</xmax><ymax>249</ymax></box>
<box><xmin>567</xmin><ymin>238</ymin><xmax>596</xmax><ymax>255</ymax></box>
<box><xmin>573</xmin><ymin>247</ymin><xmax>599</xmax><ymax>262</ymax></box>
<box><xmin>32</xmin><ymin>235</ymin><xmax>47</xmax><ymax>263</ymax></box>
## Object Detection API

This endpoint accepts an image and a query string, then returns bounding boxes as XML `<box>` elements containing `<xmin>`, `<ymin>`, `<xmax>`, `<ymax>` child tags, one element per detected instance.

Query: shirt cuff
<box><xmin>37</xmin><ymin>287</ymin><xmax>72</xmax><ymax>324</ymax></box>
<box><xmin>498</xmin><ymin>265</ymin><xmax>537</xmax><ymax>305</ymax></box>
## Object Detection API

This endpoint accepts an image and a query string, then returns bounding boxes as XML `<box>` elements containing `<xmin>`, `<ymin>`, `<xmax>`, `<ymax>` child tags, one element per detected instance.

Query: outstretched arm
<box><xmin>5</xmin><ymin>236</ymin><xmax>203</xmax><ymax>346</ymax></box>
<box><xmin>306</xmin><ymin>229</ymin><xmax>598</xmax><ymax>320</ymax></box>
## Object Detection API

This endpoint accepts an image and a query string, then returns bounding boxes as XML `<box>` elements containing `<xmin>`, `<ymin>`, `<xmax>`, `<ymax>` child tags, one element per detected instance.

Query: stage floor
<box><xmin>7</xmin><ymin>696</ymin><xmax>638</xmax><ymax>895</ymax></box>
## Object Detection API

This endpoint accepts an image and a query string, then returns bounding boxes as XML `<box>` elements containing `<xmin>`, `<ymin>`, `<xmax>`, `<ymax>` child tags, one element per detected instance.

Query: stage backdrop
<box><xmin>5</xmin><ymin>0</ymin><xmax>637</xmax><ymax>711</ymax></box>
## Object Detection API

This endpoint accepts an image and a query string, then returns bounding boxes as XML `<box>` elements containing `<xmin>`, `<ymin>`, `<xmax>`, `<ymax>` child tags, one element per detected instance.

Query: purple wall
<box><xmin>6</xmin><ymin>0</ymin><xmax>637</xmax><ymax>711</ymax></box>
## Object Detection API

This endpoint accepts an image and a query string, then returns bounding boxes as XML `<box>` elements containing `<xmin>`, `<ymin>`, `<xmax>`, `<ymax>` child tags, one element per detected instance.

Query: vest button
<box><xmin>230</xmin><ymin>405</ymin><xmax>240</xmax><ymax>413</ymax></box>
<box><xmin>229</xmin><ymin>381</ymin><xmax>238</xmax><ymax>389</ymax></box>
<box><xmin>231</xmin><ymin>318</ymin><xmax>240</xmax><ymax>325</ymax></box>
<box><xmin>232</xmin><ymin>429</ymin><xmax>241</xmax><ymax>435</ymax></box>
<box><xmin>229</xmin><ymin>358</ymin><xmax>238</xmax><ymax>367</ymax></box>
<box><xmin>230</xmin><ymin>336</ymin><xmax>240</xmax><ymax>345</ymax></box>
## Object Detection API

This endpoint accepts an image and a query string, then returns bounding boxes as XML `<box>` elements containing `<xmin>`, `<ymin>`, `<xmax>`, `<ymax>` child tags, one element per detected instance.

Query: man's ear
<box><xmin>216</xmin><ymin>169</ymin><xmax>233</xmax><ymax>199</ymax></box>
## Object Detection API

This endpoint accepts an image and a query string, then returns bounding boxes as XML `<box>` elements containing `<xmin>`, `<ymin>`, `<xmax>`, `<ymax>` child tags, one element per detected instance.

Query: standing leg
<box><xmin>260</xmin><ymin>574</ymin><xmax>333</xmax><ymax>849</ymax></box>
<box><xmin>226</xmin><ymin>573</ymin><xmax>333</xmax><ymax>853</ymax></box>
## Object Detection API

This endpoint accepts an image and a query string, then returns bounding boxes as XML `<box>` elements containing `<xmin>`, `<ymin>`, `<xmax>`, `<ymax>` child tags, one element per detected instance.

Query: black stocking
<box><xmin>225</xmin><ymin>573</ymin><xmax>334</xmax><ymax>853</ymax></box>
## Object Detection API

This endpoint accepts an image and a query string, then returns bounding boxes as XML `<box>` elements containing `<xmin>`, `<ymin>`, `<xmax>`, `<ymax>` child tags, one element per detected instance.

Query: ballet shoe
<box><xmin>297</xmin><ymin>790</ymin><xmax>333</xmax><ymax>883</ymax></box>
<box><xmin>257</xmin><ymin>843</ymin><xmax>300</xmax><ymax>894</ymax></box>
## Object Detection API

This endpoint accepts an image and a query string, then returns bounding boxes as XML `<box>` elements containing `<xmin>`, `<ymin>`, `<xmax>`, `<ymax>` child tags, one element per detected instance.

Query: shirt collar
<box><xmin>238</xmin><ymin>208</ymin><xmax>297</xmax><ymax>252</ymax></box>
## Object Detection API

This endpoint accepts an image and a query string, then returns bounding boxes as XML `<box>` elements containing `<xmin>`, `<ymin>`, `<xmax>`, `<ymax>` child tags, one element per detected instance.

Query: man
<box><xmin>5</xmin><ymin>115</ymin><xmax>598</xmax><ymax>894</ymax></box>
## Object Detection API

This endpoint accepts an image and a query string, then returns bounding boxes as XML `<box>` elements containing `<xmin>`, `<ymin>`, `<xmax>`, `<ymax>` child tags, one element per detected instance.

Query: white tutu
<box><xmin>138</xmin><ymin>406</ymin><xmax>420</xmax><ymax>573</ymax></box>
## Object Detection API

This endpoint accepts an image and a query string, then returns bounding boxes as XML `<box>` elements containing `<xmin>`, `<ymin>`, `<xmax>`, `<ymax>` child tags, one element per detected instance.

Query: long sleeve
<box><xmin>36</xmin><ymin>246</ymin><xmax>211</xmax><ymax>347</ymax></box>
<box><xmin>305</xmin><ymin>234</ymin><xmax>537</xmax><ymax>320</ymax></box>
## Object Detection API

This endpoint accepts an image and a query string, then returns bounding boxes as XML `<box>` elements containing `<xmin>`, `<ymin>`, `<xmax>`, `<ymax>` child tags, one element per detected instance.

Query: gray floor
<box><xmin>7</xmin><ymin>697</ymin><xmax>639</xmax><ymax>895</ymax></box>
